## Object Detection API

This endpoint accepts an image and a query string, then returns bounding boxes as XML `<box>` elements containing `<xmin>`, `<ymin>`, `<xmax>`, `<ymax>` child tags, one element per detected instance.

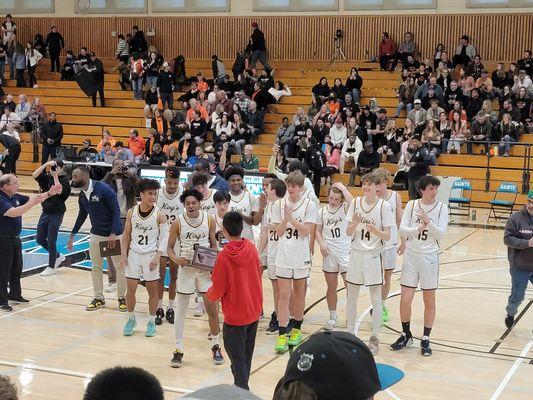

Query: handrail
<box><xmin>522</xmin><ymin>144</ymin><xmax>531</xmax><ymax>194</ymax></box>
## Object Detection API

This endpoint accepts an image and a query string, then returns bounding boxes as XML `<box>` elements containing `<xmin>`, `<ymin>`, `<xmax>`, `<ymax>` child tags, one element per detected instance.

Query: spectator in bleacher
<box><xmin>145</xmin><ymin>50</ymin><xmax>162</xmax><ymax>89</ymax></box>
<box><xmin>74</xmin><ymin>47</ymin><xmax>89</xmax><ymax>74</ymax></box>
<box><xmin>0</xmin><ymin>130</ymin><xmax>20</xmax><ymax>173</ymax></box>
<box><xmin>157</xmin><ymin>62</ymin><xmax>175</xmax><ymax>110</ymax></box>
<box><xmin>276</xmin><ymin>117</ymin><xmax>295</xmax><ymax>158</ymax></box>
<box><xmin>447</xmin><ymin>111</ymin><xmax>468</xmax><ymax>154</ymax></box>
<box><xmin>25</xmin><ymin>42</ymin><xmax>43</xmax><ymax>88</ymax></box>
<box><xmin>186</xmin><ymin>98</ymin><xmax>209</xmax><ymax>123</ymax></box>
<box><xmin>458</xmin><ymin>67</ymin><xmax>475</xmax><ymax>95</ymax></box>
<box><xmin>130</xmin><ymin>53</ymin><xmax>145</xmax><ymax>100</ymax></box>
<box><xmin>312</xmin><ymin>77</ymin><xmax>331</xmax><ymax>102</ymax></box>
<box><xmin>233</xmin><ymin>112</ymin><xmax>252</xmax><ymax>148</ymax></box>
<box><xmin>0</xmin><ymin>108</ymin><xmax>21</xmax><ymax>131</ymax></box>
<box><xmin>251</xmin><ymin>82</ymin><xmax>275</xmax><ymax>110</ymax></box>
<box><xmin>144</xmin><ymin>85</ymin><xmax>158</xmax><ymax>116</ymax></box>
<box><xmin>87</xmin><ymin>52</ymin><xmax>105</xmax><ymax>107</ymax></box>
<box><xmin>340</xmin><ymin>133</ymin><xmax>363</xmax><ymax>174</ymax></box>
<box><xmin>421</xmin><ymin>119</ymin><xmax>441</xmax><ymax>165</ymax></box>
<box><xmin>437</xmin><ymin>111</ymin><xmax>451</xmax><ymax>153</ymax></box>
<box><xmin>449</xmin><ymin>100</ymin><xmax>467</xmax><ymax>122</ymax></box>
<box><xmin>189</xmin><ymin>110</ymin><xmax>208</xmax><ymax>145</ymax></box>
<box><xmin>331</xmin><ymin>78</ymin><xmax>346</xmax><ymax>100</ymax></box>
<box><xmin>131</xmin><ymin>25</ymin><xmax>148</xmax><ymax>56</ymax></box>
<box><xmin>467</xmin><ymin>55</ymin><xmax>484</xmax><ymax>80</ymax></box>
<box><xmin>40</xmin><ymin>112</ymin><xmax>63</xmax><ymax>163</ymax></box>
<box><xmin>512</xmin><ymin>70</ymin><xmax>533</xmax><ymax>96</ymax></box>
<box><xmin>444</xmin><ymin>80</ymin><xmax>464</xmax><ymax>112</ymax></box>
<box><xmin>391</xmin><ymin>32</ymin><xmax>418</xmax><ymax>71</ymax></box>
<box><xmin>380</xmin><ymin>118</ymin><xmax>403</xmax><ymax>163</ymax></box>
<box><xmin>126</xmin><ymin>129</ymin><xmax>146</xmax><ymax>162</ymax></box>
<box><xmin>348</xmin><ymin>141</ymin><xmax>379</xmax><ymax>187</ymax></box>
<box><xmin>407</xmin><ymin>99</ymin><xmax>427</xmax><ymax>133</ymax></box>
<box><xmin>28</xmin><ymin>96</ymin><xmax>47</xmax><ymax>123</ymax></box>
<box><xmin>148</xmin><ymin>143</ymin><xmax>167</xmax><ymax>166</ymax></box>
<box><xmin>12</xmin><ymin>42</ymin><xmax>26</xmax><ymax>87</ymax></box>
<box><xmin>465</xmin><ymin>88</ymin><xmax>484</xmax><ymax>120</ymax></box>
<box><xmin>1</xmin><ymin>94</ymin><xmax>15</xmax><ymax>113</ymax></box>
<box><xmin>151</xmin><ymin>108</ymin><xmax>170</xmax><ymax>137</ymax></box>
<box><xmin>114</xmin><ymin>141</ymin><xmax>134</xmax><ymax>165</ymax></box>
<box><xmin>99</xmin><ymin>142</ymin><xmax>115</xmax><ymax>160</ymax></box>
<box><xmin>115</xmin><ymin>34</ymin><xmax>129</xmax><ymax>63</ymax></box>
<box><xmin>33</xmin><ymin>34</ymin><xmax>45</xmax><ymax>57</ymax></box>
<box><xmin>61</xmin><ymin>50</ymin><xmax>76</xmax><ymax>81</ymax></box>
<box><xmin>496</xmin><ymin>113</ymin><xmax>519</xmax><ymax>157</ymax></box>
<box><xmin>403</xmin><ymin>55</ymin><xmax>420</xmax><ymax>73</ymax></box>
<box><xmin>347</xmin><ymin>116</ymin><xmax>368</xmax><ymax>144</ymax></box>
<box><xmin>328</xmin><ymin>116</ymin><xmax>347</xmax><ymax>148</ymax></box>
<box><xmin>78</xmin><ymin>138</ymin><xmax>98</xmax><ymax>160</ymax></box>
<box><xmin>404</xmin><ymin>134</ymin><xmax>429</xmax><ymax>199</ymax></box>
<box><xmin>14</xmin><ymin>94</ymin><xmax>30</xmax><ymax>129</ymax></box>
<box><xmin>97</xmin><ymin>129</ymin><xmax>116</xmax><ymax>152</ymax></box>
<box><xmin>239</xmin><ymin>144</ymin><xmax>259</xmax><ymax>172</ymax></box>
<box><xmin>194</xmin><ymin>157</ymin><xmax>230</xmax><ymax>191</ymax></box>
<box><xmin>513</xmin><ymin>86</ymin><xmax>531</xmax><ymax>124</ymax></box>
<box><xmin>45</xmin><ymin>26</ymin><xmax>64</xmax><ymax>73</ymax></box>
<box><xmin>211</xmin><ymin>54</ymin><xmax>227</xmax><ymax>85</ymax></box>
<box><xmin>475</xmin><ymin>70</ymin><xmax>493</xmax><ymax>92</ymax></box>
<box><xmin>395</xmin><ymin>76</ymin><xmax>417</xmax><ymax>117</ymax></box>
<box><xmin>468</xmin><ymin>111</ymin><xmax>492</xmax><ymax>155</ymax></box>
<box><xmin>492</xmin><ymin>63</ymin><xmax>510</xmax><ymax>95</ymax></box>
<box><xmin>359</xmin><ymin>104</ymin><xmax>377</xmax><ymax>130</ymax></box>
<box><xmin>2</xmin><ymin>123</ymin><xmax>19</xmax><ymax>142</ymax></box>
<box><xmin>499</xmin><ymin>99</ymin><xmax>522</xmax><ymax>123</ymax></box>
<box><xmin>1</xmin><ymin>14</ymin><xmax>16</xmax><ymax>46</ymax></box>
<box><xmin>311</xmin><ymin>117</ymin><xmax>328</xmax><ymax>145</ymax></box>
<box><xmin>249</xmin><ymin>22</ymin><xmax>271</xmax><ymax>71</ymax></box>
<box><xmin>414</xmin><ymin>76</ymin><xmax>444</xmax><ymax>102</ymax></box>
<box><xmin>234</xmin><ymin>90</ymin><xmax>251</xmax><ymax>114</ymax></box>
<box><xmin>368</xmin><ymin>108</ymin><xmax>388</xmax><ymax>150</ymax></box>
<box><xmin>426</xmin><ymin>98</ymin><xmax>445</xmax><ymax>124</ymax></box>
<box><xmin>452</xmin><ymin>35</ymin><xmax>476</xmax><ymax>68</ymax></box>
<box><xmin>6</xmin><ymin>34</ymin><xmax>17</xmax><ymax>80</ymax></box>
<box><xmin>379</xmin><ymin>32</ymin><xmax>397</xmax><ymax>72</ymax></box>
<box><xmin>245</xmin><ymin>100</ymin><xmax>265</xmax><ymax>139</ymax></box>
<box><xmin>436</xmin><ymin>68</ymin><xmax>452</xmax><ymax>91</ymax></box>
<box><xmin>268</xmin><ymin>80</ymin><xmax>292</xmax><ymax>103</ymax></box>
<box><xmin>0</xmin><ymin>42</ymin><xmax>6</xmax><ymax>80</ymax></box>
<box><xmin>517</xmin><ymin>50</ymin><xmax>533</xmax><ymax>77</ymax></box>
<box><xmin>433</xmin><ymin>43</ymin><xmax>444</xmax><ymax>70</ymax></box>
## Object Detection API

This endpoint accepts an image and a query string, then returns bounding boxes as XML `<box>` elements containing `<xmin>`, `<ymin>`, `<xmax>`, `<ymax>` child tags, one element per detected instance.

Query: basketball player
<box><xmin>346</xmin><ymin>173</ymin><xmax>392</xmax><ymax>356</ymax></box>
<box><xmin>391</xmin><ymin>175</ymin><xmax>448</xmax><ymax>356</ymax></box>
<box><xmin>192</xmin><ymin>172</ymin><xmax>217</xmax><ymax>216</ymax></box>
<box><xmin>271</xmin><ymin>171</ymin><xmax>318</xmax><ymax>353</ymax></box>
<box><xmin>374</xmin><ymin>168</ymin><xmax>406</xmax><ymax>323</ymax></box>
<box><xmin>155</xmin><ymin>166</ymin><xmax>183</xmax><ymax>325</ymax></box>
<box><xmin>225</xmin><ymin>166</ymin><xmax>262</xmax><ymax>242</ymax></box>
<box><xmin>258</xmin><ymin>178</ymin><xmax>287</xmax><ymax>334</ymax></box>
<box><xmin>167</xmin><ymin>189</ymin><xmax>223</xmax><ymax>367</ymax></box>
<box><xmin>315</xmin><ymin>182</ymin><xmax>353</xmax><ymax>330</ymax></box>
<box><xmin>121</xmin><ymin>179</ymin><xmax>169</xmax><ymax>338</ymax></box>
<box><xmin>213</xmin><ymin>190</ymin><xmax>231</xmax><ymax>249</ymax></box>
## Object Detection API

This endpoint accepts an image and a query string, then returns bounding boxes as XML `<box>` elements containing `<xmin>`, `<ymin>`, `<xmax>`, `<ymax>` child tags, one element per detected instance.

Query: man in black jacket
<box><xmin>157</xmin><ymin>62</ymin><xmax>175</xmax><ymax>110</ymax></box>
<box><xmin>0</xmin><ymin>132</ymin><xmax>20</xmax><ymax>174</ymax></box>
<box><xmin>245</xmin><ymin>101</ymin><xmax>265</xmax><ymax>143</ymax></box>
<box><xmin>40</xmin><ymin>112</ymin><xmax>63</xmax><ymax>164</ymax></box>
<box><xmin>406</xmin><ymin>135</ymin><xmax>430</xmax><ymax>200</ymax></box>
<box><xmin>87</xmin><ymin>52</ymin><xmax>105</xmax><ymax>107</ymax></box>
<box><xmin>503</xmin><ymin>191</ymin><xmax>533</xmax><ymax>328</ymax></box>
<box><xmin>131</xmin><ymin>25</ymin><xmax>148</xmax><ymax>56</ymax></box>
<box><xmin>467</xmin><ymin>112</ymin><xmax>492</xmax><ymax>154</ymax></box>
<box><xmin>45</xmin><ymin>26</ymin><xmax>64</xmax><ymax>73</ymax></box>
<box><xmin>349</xmin><ymin>141</ymin><xmax>380</xmax><ymax>186</ymax></box>
<box><xmin>249</xmin><ymin>22</ymin><xmax>271</xmax><ymax>71</ymax></box>
<box><xmin>33</xmin><ymin>160</ymin><xmax>71</xmax><ymax>276</ymax></box>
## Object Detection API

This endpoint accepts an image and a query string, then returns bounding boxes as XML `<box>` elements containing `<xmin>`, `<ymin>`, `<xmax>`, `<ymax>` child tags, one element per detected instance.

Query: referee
<box><xmin>0</xmin><ymin>174</ymin><xmax>59</xmax><ymax>312</ymax></box>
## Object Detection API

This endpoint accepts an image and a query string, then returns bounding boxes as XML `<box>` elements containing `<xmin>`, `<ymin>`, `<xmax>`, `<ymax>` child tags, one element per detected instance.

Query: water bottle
<box><xmin>471</xmin><ymin>209</ymin><xmax>477</xmax><ymax>221</ymax></box>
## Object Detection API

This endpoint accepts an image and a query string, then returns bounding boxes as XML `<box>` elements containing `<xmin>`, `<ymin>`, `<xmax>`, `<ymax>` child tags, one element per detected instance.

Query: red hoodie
<box><xmin>207</xmin><ymin>239</ymin><xmax>263</xmax><ymax>326</ymax></box>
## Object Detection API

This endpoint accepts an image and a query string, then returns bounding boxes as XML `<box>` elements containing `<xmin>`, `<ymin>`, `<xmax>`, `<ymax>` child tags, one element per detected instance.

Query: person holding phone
<box><xmin>32</xmin><ymin>160</ymin><xmax>71</xmax><ymax>276</ymax></box>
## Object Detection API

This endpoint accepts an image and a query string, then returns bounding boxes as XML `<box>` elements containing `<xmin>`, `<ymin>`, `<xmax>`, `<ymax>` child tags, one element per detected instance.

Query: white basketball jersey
<box><xmin>229</xmin><ymin>191</ymin><xmax>259</xmax><ymax>241</ymax></box>
<box><xmin>347</xmin><ymin>197</ymin><xmax>393</xmax><ymax>254</ymax></box>
<box><xmin>319</xmin><ymin>203</ymin><xmax>351</xmax><ymax>253</ymax></box>
<box><xmin>263</xmin><ymin>201</ymin><xmax>280</xmax><ymax>264</ymax></box>
<box><xmin>129</xmin><ymin>205</ymin><xmax>160</xmax><ymax>253</ymax></box>
<box><xmin>201</xmin><ymin>189</ymin><xmax>217</xmax><ymax>216</ymax></box>
<box><xmin>176</xmin><ymin>211</ymin><xmax>210</xmax><ymax>260</ymax></box>
<box><xmin>273</xmin><ymin>197</ymin><xmax>318</xmax><ymax>268</ymax></box>
<box><xmin>404</xmin><ymin>200</ymin><xmax>447</xmax><ymax>254</ymax></box>
<box><xmin>384</xmin><ymin>191</ymin><xmax>400</xmax><ymax>249</ymax></box>
<box><xmin>157</xmin><ymin>186</ymin><xmax>183</xmax><ymax>224</ymax></box>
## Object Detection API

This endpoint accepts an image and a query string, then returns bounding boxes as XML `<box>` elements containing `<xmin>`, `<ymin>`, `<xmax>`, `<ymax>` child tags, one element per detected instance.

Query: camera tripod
<box><xmin>330</xmin><ymin>37</ymin><xmax>347</xmax><ymax>64</ymax></box>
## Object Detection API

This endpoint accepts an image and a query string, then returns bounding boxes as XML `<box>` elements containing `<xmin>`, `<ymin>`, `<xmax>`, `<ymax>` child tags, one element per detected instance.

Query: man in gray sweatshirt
<box><xmin>503</xmin><ymin>190</ymin><xmax>533</xmax><ymax>328</ymax></box>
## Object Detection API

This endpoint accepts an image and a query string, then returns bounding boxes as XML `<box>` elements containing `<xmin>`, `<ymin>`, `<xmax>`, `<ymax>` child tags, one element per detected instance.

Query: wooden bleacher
<box><xmin>2</xmin><ymin>57</ymin><xmax>531</xmax><ymax>209</ymax></box>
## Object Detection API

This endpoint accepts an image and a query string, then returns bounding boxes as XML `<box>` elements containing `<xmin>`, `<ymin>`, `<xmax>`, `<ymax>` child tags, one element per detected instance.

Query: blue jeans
<box><xmin>350</xmin><ymin>88</ymin><xmax>361</xmax><ymax>104</ymax></box>
<box><xmin>499</xmin><ymin>136</ymin><xmax>515</xmax><ymax>154</ymax></box>
<box><xmin>395</xmin><ymin>102</ymin><xmax>413</xmax><ymax>117</ymax></box>
<box><xmin>132</xmin><ymin>76</ymin><xmax>143</xmax><ymax>99</ymax></box>
<box><xmin>506</xmin><ymin>268</ymin><xmax>533</xmax><ymax>316</ymax></box>
<box><xmin>36</xmin><ymin>212</ymin><xmax>65</xmax><ymax>269</ymax></box>
<box><xmin>146</xmin><ymin>75</ymin><xmax>157</xmax><ymax>89</ymax></box>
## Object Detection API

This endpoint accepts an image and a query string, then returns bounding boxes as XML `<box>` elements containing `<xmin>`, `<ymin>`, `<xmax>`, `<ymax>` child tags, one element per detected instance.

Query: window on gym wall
<box><xmin>253</xmin><ymin>0</ymin><xmax>338</xmax><ymax>11</ymax></box>
<box><xmin>0</xmin><ymin>0</ymin><xmax>54</xmax><ymax>13</ymax></box>
<box><xmin>78</xmin><ymin>0</ymin><xmax>147</xmax><ymax>13</ymax></box>
<box><xmin>466</xmin><ymin>0</ymin><xmax>532</xmax><ymax>7</ymax></box>
<box><xmin>344</xmin><ymin>0</ymin><xmax>436</xmax><ymax>9</ymax></box>
<box><xmin>151</xmin><ymin>0</ymin><xmax>230</xmax><ymax>12</ymax></box>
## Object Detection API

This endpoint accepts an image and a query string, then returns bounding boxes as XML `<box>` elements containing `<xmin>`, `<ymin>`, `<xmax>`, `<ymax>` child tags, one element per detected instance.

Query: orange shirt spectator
<box><xmin>97</xmin><ymin>136</ymin><xmax>116</xmax><ymax>152</ymax></box>
<box><xmin>186</xmin><ymin>105</ymin><xmax>209</xmax><ymax>122</ymax></box>
<box><xmin>198</xmin><ymin>80</ymin><xmax>209</xmax><ymax>92</ymax></box>
<box><xmin>127</xmin><ymin>135</ymin><xmax>146</xmax><ymax>157</ymax></box>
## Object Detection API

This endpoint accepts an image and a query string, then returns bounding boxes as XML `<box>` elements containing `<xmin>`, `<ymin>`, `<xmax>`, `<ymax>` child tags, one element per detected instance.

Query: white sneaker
<box><xmin>54</xmin><ymin>254</ymin><xmax>66</xmax><ymax>268</ymax></box>
<box><xmin>105</xmin><ymin>282</ymin><xmax>117</xmax><ymax>293</ymax></box>
<box><xmin>368</xmin><ymin>335</ymin><xmax>379</xmax><ymax>356</ymax></box>
<box><xmin>33</xmin><ymin>84</ymin><xmax>39</xmax><ymax>89</ymax></box>
<box><xmin>323</xmin><ymin>318</ymin><xmax>337</xmax><ymax>331</ymax></box>
<box><xmin>193</xmin><ymin>301</ymin><xmax>205</xmax><ymax>317</ymax></box>
<box><xmin>40</xmin><ymin>267</ymin><xmax>56</xmax><ymax>276</ymax></box>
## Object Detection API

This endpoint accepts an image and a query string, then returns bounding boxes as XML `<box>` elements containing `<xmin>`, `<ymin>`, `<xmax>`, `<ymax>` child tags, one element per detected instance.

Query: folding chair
<box><xmin>487</xmin><ymin>182</ymin><xmax>518</xmax><ymax>223</ymax></box>
<box><xmin>448</xmin><ymin>179</ymin><xmax>472</xmax><ymax>218</ymax></box>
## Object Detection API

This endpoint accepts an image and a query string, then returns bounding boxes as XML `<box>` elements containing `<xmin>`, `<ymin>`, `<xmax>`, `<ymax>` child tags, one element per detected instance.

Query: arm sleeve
<box><xmin>426</xmin><ymin>204</ymin><xmax>448</xmax><ymax>240</ymax></box>
<box><xmin>72</xmin><ymin>199</ymin><xmax>88</xmax><ymax>234</ymax></box>
<box><xmin>399</xmin><ymin>201</ymin><xmax>419</xmax><ymax>238</ymax></box>
<box><xmin>503</xmin><ymin>214</ymin><xmax>530</xmax><ymax>249</ymax></box>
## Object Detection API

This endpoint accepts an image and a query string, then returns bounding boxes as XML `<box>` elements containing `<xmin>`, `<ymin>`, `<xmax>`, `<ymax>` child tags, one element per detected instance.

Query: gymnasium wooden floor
<box><xmin>1</xmin><ymin>194</ymin><xmax>532</xmax><ymax>399</ymax></box>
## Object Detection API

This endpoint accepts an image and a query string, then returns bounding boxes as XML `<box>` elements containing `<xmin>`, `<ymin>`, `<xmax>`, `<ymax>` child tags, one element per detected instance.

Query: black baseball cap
<box><xmin>280</xmin><ymin>331</ymin><xmax>404</xmax><ymax>400</ymax></box>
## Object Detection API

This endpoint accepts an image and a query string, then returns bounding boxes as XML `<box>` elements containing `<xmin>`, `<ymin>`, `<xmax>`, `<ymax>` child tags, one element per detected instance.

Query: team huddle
<box><xmin>120</xmin><ymin>164</ymin><xmax>448</xmax><ymax>368</ymax></box>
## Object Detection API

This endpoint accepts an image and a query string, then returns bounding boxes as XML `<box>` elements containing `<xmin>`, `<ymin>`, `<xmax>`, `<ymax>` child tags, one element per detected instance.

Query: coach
<box><xmin>503</xmin><ymin>190</ymin><xmax>533</xmax><ymax>329</ymax></box>
<box><xmin>67</xmin><ymin>167</ymin><xmax>126</xmax><ymax>312</ymax></box>
<box><xmin>0</xmin><ymin>174</ymin><xmax>57</xmax><ymax>312</ymax></box>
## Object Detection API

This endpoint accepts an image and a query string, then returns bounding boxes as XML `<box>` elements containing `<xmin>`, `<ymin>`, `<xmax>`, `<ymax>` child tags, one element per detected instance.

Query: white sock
<box><xmin>128</xmin><ymin>312</ymin><xmax>135</xmax><ymax>320</ymax></box>
<box><xmin>346</xmin><ymin>283</ymin><xmax>360</xmax><ymax>335</ymax></box>
<box><xmin>211</xmin><ymin>333</ymin><xmax>220</xmax><ymax>346</ymax></box>
<box><xmin>168</xmin><ymin>299</ymin><xmax>175</xmax><ymax>309</ymax></box>
<box><xmin>157</xmin><ymin>299</ymin><xmax>163</xmax><ymax>309</ymax></box>
<box><xmin>197</xmin><ymin>296</ymin><xmax>204</xmax><ymax>305</ymax></box>
<box><xmin>329</xmin><ymin>310</ymin><xmax>337</xmax><ymax>320</ymax></box>
<box><xmin>175</xmin><ymin>339</ymin><xmax>184</xmax><ymax>352</ymax></box>
<box><xmin>174</xmin><ymin>294</ymin><xmax>191</xmax><ymax>352</ymax></box>
<box><xmin>149</xmin><ymin>315</ymin><xmax>155</xmax><ymax>323</ymax></box>
<box><xmin>369</xmin><ymin>286</ymin><xmax>383</xmax><ymax>338</ymax></box>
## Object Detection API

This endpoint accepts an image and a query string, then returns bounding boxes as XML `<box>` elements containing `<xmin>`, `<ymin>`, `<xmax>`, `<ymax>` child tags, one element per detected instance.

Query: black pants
<box><xmin>36</xmin><ymin>212</ymin><xmax>64</xmax><ymax>269</ymax></box>
<box><xmin>160</xmin><ymin>92</ymin><xmax>173</xmax><ymax>109</ymax></box>
<box><xmin>0</xmin><ymin>237</ymin><xmax>22</xmax><ymax>305</ymax></box>
<box><xmin>42</xmin><ymin>145</ymin><xmax>59</xmax><ymax>164</ymax></box>
<box><xmin>92</xmin><ymin>86</ymin><xmax>105</xmax><ymax>107</ymax></box>
<box><xmin>50</xmin><ymin>53</ymin><xmax>61</xmax><ymax>72</ymax></box>
<box><xmin>28</xmin><ymin>64</ymin><xmax>37</xmax><ymax>87</ymax></box>
<box><xmin>408</xmin><ymin>175</ymin><xmax>422</xmax><ymax>200</ymax></box>
<box><xmin>391</xmin><ymin>52</ymin><xmax>410</xmax><ymax>71</ymax></box>
<box><xmin>379</xmin><ymin>53</ymin><xmax>396</xmax><ymax>70</ymax></box>
<box><xmin>4</xmin><ymin>144</ymin><xmax>21</xmax><ymax>173</ymax></box>
<box><xmin>223</xmin><ymin>321</ymin><xmax>258</xmax><ymax>390</ymax></box>
<box><xmin>452</xmin><ymin>54</ymin><xmax>471</xmax><ymax>69</ymax></box>
<box><xmin>16</xmin><ymin>69</ymin><xmax>26</xmax><ymax>87</ymax></box>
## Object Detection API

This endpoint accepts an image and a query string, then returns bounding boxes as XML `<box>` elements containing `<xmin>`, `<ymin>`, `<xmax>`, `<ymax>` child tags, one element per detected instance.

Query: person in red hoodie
<box><xmin>207</xmin><ymin>211</ymin><xmax>263</xmax><ymax>391</ymax></box>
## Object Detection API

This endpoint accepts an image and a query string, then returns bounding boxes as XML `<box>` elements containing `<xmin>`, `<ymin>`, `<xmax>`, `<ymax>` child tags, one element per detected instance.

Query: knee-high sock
<box><xmin>369</xmin><ymin>286</ymin><xmax>383</xmax><ymax>338</ymax></box>
<box><xmin>174</xmin><ymin>293</ymin><xmax>191</xmax><ymax>350</ymax></box>
<box><xmin>346</xmin><ymin>283</ymin><xmax>361</xmax><ymax>335</ymax></box>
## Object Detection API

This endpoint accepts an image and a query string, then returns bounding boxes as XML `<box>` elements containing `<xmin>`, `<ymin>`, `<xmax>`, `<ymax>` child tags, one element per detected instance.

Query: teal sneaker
<box><xmin>145</xmin><ymin>321</ymin><xmax>157</xmax><ymax>337</ymax></box>
<box><xmin>123</xmin><ymin>318</ymin><xmax>137</xmax><ymax>336</ymax></box>
<box><xmin>382</xmin><ymin>306</ymin><xmax>390</xmax><ymax>323</ymax></box>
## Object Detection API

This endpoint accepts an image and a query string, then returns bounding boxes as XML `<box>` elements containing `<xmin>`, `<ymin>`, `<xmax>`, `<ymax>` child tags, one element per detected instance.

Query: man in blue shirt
<box><xmin>67</xmin><ymin>166</ymin><xmax>127</xmax><ymax>312</ymax></box>
<box><xmin>0</xmin><ymin>174</ymin><xmax>58</xmax><ymax>312</ymax></box>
